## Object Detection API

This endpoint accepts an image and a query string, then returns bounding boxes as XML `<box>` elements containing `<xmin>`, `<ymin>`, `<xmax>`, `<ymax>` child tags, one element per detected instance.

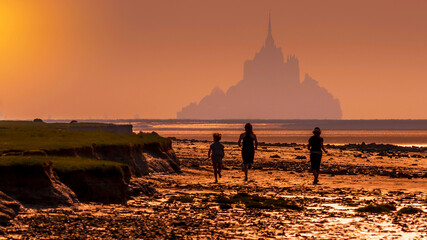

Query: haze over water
<box><xmin>105</xmin><ymin>119</ymin><xmax>427</xmax><ymax>146</ymax></box>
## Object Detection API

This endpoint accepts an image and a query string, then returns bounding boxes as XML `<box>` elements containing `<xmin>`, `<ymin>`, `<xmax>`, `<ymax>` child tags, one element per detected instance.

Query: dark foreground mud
<box><xmin>1</xmin><ymin>140</ymin><xmax>426</xmax><ymax>239</ymax></box>
<box><xmin>2</xmin><ymin>167</ymin><xmax>426</xmax><ymax>239</ymax></box>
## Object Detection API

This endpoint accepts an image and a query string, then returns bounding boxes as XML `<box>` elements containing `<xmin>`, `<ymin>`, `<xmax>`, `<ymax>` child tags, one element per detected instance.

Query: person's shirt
<box><xmin>309</xmin><ymin>136</ymin><xmax>323</xmax><ymax>153</ymax></box>
<box><xmin>242</xmin><ymin>133</ymin><xmax>255</xmax><ymax>149</ymax></box>
<box><xmin>210</xmin><ymin>142</ymin><xmax>224</xmax><ymax>157</ymax></box>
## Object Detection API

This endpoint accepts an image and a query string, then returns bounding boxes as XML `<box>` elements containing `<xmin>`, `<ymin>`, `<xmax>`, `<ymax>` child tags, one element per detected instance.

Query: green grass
<box><xmin>356</xmin><ymin>203</ymin><xmax>396</xmax><ymax>213</ymax></box>
<box><xmin>167</xmin><ymin>195</ymin><xmax>194</xmax><ymax>203</ymax></box>
<box><xmin>397</xmin><ymin>207</ymin><xmax>423</xmax><ymax>214</ymax></box>
<box><xmin>0</xmin><ymin>121</ymin><xmax>169</xmax><ymax>151</ymax></box>
<box><xmin>168</xmin><ymin>193</ymin><xmax>302</xmax><ymax>211</ymax></box>
<box><xmin>214</xmin><ymin>192</ymin><xmax>302</xmax><ymax>210</ymax></box>
<box><xmin>342</xmin><ymin>200</ymin><xmax>360</xmax><ymax>207</ymax></box>
<box><xmin>0</xmin><ymin>156</ymin><xmax>127</xmax><ymax>176</ymax></box>
<box><xmin>263</xmin><ymin>198</ymin><xmax>303</xmax><ymax>210</ymax></box>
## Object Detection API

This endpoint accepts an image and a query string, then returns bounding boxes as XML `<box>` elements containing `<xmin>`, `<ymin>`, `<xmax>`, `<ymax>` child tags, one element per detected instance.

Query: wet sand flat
<box><xmin>1</xmin><ymin>140</ymin><xmax>426</xmax><ymax>239</ymax></box>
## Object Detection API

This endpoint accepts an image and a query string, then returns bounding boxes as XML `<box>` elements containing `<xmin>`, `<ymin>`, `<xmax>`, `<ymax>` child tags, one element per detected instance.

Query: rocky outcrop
<box><xmin>0</xmin><ymin>159</ymin><xmax>131</xmax><ymax>205</ymax></box>
<box><xmin>56</xmin><ymin>165</ymin><xmax>131</xmax><ymax>204</ymax></box>
<box><xmin>91</xmin><ymin>144</ymin><xmax>149</xmax><ymax>176</ymax></box>
<box><xmin>329</xmin><ymin>142</ymin><xmax>427</xmax><ymax>153</ymax></box>
<box><xmin>143</xmin><ymin>142</ymin><xmax>181</xmax><ymax>174</ymax></box>
<box><xmin>0</xmin><ymin>191</ymin><xmax>22</xmax><ymax>225</ymax></box>
<box><xmin>0</xmin><ymin>140</ymin><xmax>179</xmax><ymax>205</ymax></box>
<box><xmin>0</xmin><ymin>163</ymin><xmax>78</xmax><ymax>207</ymax></box>
<box><xmin>39</xmin><ymin>141</ymin><xmax>180</xmax><ymax>177</ymax></box>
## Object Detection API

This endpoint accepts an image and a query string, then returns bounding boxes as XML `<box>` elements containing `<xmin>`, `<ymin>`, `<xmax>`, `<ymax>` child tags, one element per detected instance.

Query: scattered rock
<box><xmin>397</xmin><ymin>206</ymin><xmax>423</xmax><ymax>214</ymax></box>
<box><xmin>0</xmin><ymin>191</ymin><xmax>22</xmax><ymax>225</ymax></box>
<box><xmin>127</xmin><ymin>179</ymin><xmax>158</xmax><ymax>197</ymax></box>
<box><xmin>356</xmin><ymin>203</ymin><xmax>396</xmax><ymax>213</ymax></box>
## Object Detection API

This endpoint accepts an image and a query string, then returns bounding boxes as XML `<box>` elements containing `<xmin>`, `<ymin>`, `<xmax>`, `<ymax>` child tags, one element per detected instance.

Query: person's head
<box><xmin>313</xmin><ymin>127</ymin><xmax>321</xmax><ymax>136</ymax></box>
<box><xmin>213</xmin><ymin>132</ymin><xmax>222</xmax><ymax>142</ymax></box>
<box><xmin>244</xmin><ymin>123</ymin><xmax>253</xmax><ymax>134</ymax></box>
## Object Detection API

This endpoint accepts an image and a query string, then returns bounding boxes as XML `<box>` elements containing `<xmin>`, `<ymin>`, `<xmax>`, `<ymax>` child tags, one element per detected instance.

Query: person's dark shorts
<box><xmin>242</xmin><ymin>148</ymin><xmax>254</xmax><ymax>164</ymax></box>
<box><xmin>211</xmin><ymin>155</ymin><xmax>223</xmax><ymax>165</ymax></box>
<box><xmin>310</xmin><ymin>153</ymin><xmax>322</xmax><ymax>171</ymax></box>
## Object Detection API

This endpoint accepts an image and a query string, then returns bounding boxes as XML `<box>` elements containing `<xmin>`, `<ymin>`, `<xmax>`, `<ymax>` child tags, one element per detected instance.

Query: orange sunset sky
<box><xmin>1</xmin><ymin>0</ymin><xmax>426</xmax><ymax>119</ymax></box>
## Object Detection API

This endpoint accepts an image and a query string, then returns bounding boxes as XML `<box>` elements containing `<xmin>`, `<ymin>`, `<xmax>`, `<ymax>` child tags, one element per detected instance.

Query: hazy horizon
<box><xmin>1</xmin><ymin>0</ymin><xmax>427</xmax><ymax>119</ymax></box>
<box><xmin>7</xmin><ymin>117</ymin><xmax>427</xmax><ymax>121</ymax></box>
<box><xmin>41</xmin><ymin>118</ymin><xmax>427</xmax><ymax>130</ymax></box>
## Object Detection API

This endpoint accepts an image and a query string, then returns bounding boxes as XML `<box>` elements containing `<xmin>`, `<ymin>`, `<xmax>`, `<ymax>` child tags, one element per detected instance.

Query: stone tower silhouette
<box><xmin>265</xmin><ymin>12</ymin><xmax>275</xmax><ymax>48</ymax></box>
<box><xmin>177</xmin><ymin>14</ymin><xmax>342</xmax><ymax>119</ymax></box>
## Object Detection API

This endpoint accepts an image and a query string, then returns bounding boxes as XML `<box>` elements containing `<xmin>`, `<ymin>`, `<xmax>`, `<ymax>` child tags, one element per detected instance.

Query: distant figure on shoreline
<box><xmin>238</xmin><ymin>123</ymin><xmax>258</xmax><ymax>181</ymax></box>
<box><xmin>208</xmin><ymin>133</ymin><xmax>225</xmax><ymax>183</ymax></box>
<box><xmin>307</xmin><ymin>127</ymin><xmax>328</xmax><ymax>185</ymax></box>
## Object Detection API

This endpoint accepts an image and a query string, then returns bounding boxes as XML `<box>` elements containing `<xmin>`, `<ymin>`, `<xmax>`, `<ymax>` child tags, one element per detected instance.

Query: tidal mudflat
<box><xmin>2</xmin><ymin>139</ymin><xmax>426</xmax><ymax>239</ymax></box>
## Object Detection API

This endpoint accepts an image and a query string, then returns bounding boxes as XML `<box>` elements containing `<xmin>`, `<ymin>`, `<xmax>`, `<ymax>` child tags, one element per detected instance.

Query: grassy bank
<box><xmin>0</xmin><ymin>121</ymin><xmax>168</xmax><ymax>151</ymax></box>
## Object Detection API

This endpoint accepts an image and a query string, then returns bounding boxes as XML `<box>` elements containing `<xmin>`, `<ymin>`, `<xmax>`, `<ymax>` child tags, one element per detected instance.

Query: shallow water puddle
<box><xmin>322</xmin><ymin>203</ymin><xmax>357</xmax><ymax>211</ymax></box>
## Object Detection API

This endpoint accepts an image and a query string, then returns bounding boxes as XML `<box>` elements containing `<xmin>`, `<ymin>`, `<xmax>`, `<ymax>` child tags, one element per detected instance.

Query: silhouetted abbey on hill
<box><xmin>177</xmin><ymin>15</ymin><xmax>342</xmax><ymax>119</ymax></box>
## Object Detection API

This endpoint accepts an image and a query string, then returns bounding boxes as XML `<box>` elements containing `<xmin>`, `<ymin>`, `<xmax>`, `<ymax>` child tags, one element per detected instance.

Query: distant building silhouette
<box><xmin>177</xmin><ymin>14</ymin><xmax>342</xmax><ymax>119</ymax></box>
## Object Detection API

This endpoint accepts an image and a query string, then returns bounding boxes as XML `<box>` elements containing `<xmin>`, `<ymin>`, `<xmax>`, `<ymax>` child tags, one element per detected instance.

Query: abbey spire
<box><xmin>265</xmin><ymin>11</ymin><xmax>275</xmax><ymax>48</ymax></box>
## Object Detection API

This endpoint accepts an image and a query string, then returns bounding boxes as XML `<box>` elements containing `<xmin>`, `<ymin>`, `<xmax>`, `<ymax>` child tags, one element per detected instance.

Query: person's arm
<box><xmin>253</xmin><ymin>134</ymin><xmax>258</xmax><ymax>150</ymax></box>
<box><xmin>208</xmin><ymin>146</ymin><xmax>212</xmax><ymax>158</ymax></box>
<box><xmin>307</xmin><ymin>140</ymin><xmax>311</xmax><ymax>151</ymax></box>
<box><xmin>238</xmin><ymin>134</ymin><xmax>243</xmax><ymax>147</ymax></box>
<box><xmin>221</xmin><ymin>146</ymin><xmax>225</xmax><ymax>158</ymax></box>
<box><xmin>321</xmin><ymin>139</ymin><xmax>328</xmax><ymax>153</ymax></box>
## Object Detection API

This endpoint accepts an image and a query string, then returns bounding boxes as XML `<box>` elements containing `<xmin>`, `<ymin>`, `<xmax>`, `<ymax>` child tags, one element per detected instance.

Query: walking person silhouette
<box><xmin>208</xmin><ymin>133</ymin><xmax>224</xmax><ymax>183</ymax></box>
<box><xmin>307</xmin><ymin>127</ymin><xmax>328</xmax><ymax>185</ymax></box>
<box><xmin>238</xmin><ymin>123</ymin><xmax>258</xmax><ymax>181</ymax></box>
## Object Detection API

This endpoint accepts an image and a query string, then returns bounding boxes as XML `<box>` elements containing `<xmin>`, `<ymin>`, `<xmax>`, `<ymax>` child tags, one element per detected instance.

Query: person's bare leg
<box><xmin>313</xmin><ymin>170</ymin><xmax>319</xmax><ymax>184</ymax></box>
<box><xmin>213</xmin><ymin>165</ymin><xmax>218</xmax><ymax>183</ymax></box>
<box><xmin>243</xmin><ymin>164</ymin><xmax>248</xmax><ymax>181</ymax></box>
<box><xmin>218</xmin><ymin>162</ymin><xmax>222</xmax><ymax>178</ymax></box>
